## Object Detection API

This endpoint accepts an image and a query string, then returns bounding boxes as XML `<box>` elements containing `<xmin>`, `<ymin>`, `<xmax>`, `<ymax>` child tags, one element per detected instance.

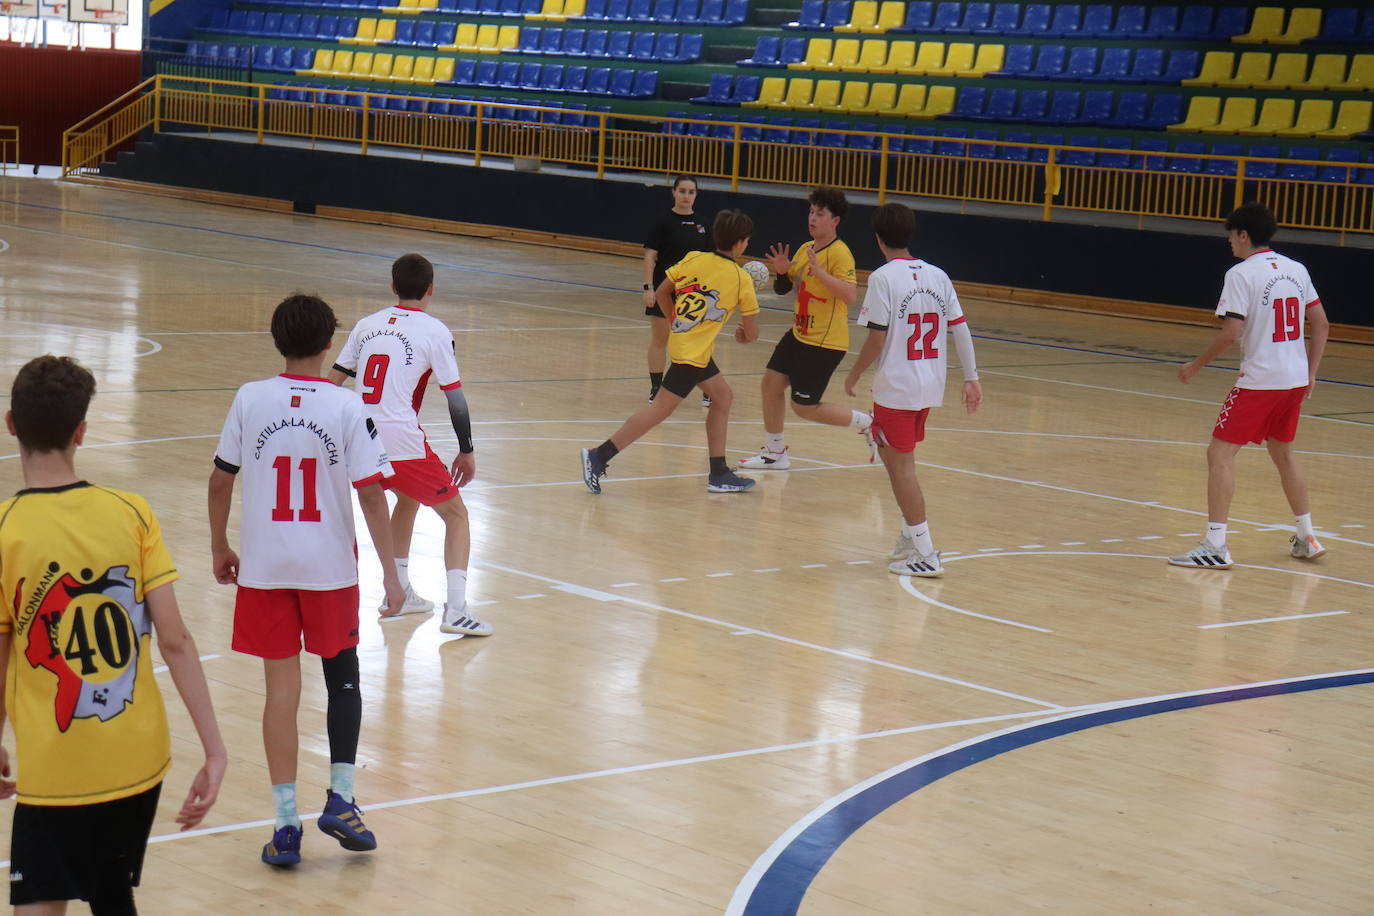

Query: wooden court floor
<box><xmin>1</xmin><ymin>177</ymin><xmax>1373</xmax><ymax>915</ymax></box>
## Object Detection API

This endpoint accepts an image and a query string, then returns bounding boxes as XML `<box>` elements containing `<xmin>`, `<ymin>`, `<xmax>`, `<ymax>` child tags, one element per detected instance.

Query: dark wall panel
<box><xmin>111</xmin><ymin>134</ymin><xmax>1372</xmax><ymax>328</ymax></box>
<box><xmin>0</xmin><ymin>44</ymin><xmax>142</xmax><ymax>166</ymax></box>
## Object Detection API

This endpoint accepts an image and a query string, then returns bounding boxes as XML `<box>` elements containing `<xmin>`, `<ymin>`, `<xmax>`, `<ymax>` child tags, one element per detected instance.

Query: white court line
<box><xmin>0</xmin><ymin>239</ymin><xmax>9</xmax><ymax>253</ymax></box>
<box><xmin>1199</xmin><ymin>610</ymin><xmax>1350</xmax><ymax>629</ymax></box>
<box><xmin>899</xmin><ymin>575</ymin><xmax>1053</xmax><ymax>634</ymax></box>
<box><xmin>145</xmin><ymin>325</ymin><xmax>643</xmax><ymax>336</ymax></box>
<box><xmin>927</xmin><ymin>427</ymin><xmax>1374</xmax><ymax>462</ymax></box>
<box><xmin>480</xmin><ymin>561</ymin><xmax>1062</xmax><ymax>709</ymax></box>
<box><xmin>0</xmin><ymin>325</ymin><xmax>162</xmax><ymax>358</ymax></box>
<box><xmin>951</xmin><ymin>550</ymin><xmax>1374</xmax><ymax>590</ymax></box>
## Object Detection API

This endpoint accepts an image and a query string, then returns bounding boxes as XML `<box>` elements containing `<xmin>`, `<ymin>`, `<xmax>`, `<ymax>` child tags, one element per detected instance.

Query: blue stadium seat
<box><xmin>890</xmin><ymin>0</ymin><xmax>933</xmax><ymax>33</ymax></box>
<box><xmin>1079</xmin><ymin>4</ymin><xmax>1112</xmax><ymax>37</ymax></box>
<box><xmin>946</xmin><ymin>86</ymin><xmax>988</xmax><ymax>119</ymax></box>
<box><xmin>628</xmin><ymin>0</ymin><xmax>652</xmax><ymax>21</ymax></box>
<box><xmin>712</xmin><ymin>114</ymin><xmax>740</xmax><ymax>140</ymax></box>
<box><xmin>1043</xmin><ymin>3</ymin><xmax>1080</xmax><ymax>37</ymax></box>
<box><xmin>1281</xmin><ymin>148</ymin><xmax>1321</xmax><ymax>182</ymax></box>
<box><xmin>792</xmin><ymin>118</ymin><xmax>820</xmax><ymax>145</ymax></box>
<box><xmin>693</xmin><ymin>72</ymin><xmax>734</xmax><ymax>103</ymax></box>
<box><xmin>1044</xmin><ymin>91</ymin><xmax>1082</xmax><ymax>125</ymax></box>
<box><xmin>519</xmin><ymin>62</ymin><xmax>543</xmax><ymax>89</ymax></box>
<box><xmin>976</xmin><ymin>2</ymin><xmax>1021</xmax><ymax>34</ymax></box>
<box><xmin>585</xmin><ymin>30</ymin><xmax>610</xmax><ymax>56</ymax></box>
<box><xmin>849</xmin><ymin>122</ymin><xmax>878</xmax><ymax>150</ymax></box>
<box><xmin>1119</xmin><ymin>47</ymin><xmax>1162</xmax><ymax>83</ymax></box>
<box><xmin>261</xmin><ymin>12</ymin><xmax>283</xmax><ymax>34</ymax></box>
<box><xmin>822</xmin><ymin>0</ymin><xmax>851</xmax><ymax>29</ymax></box>
<box><xmin>280</xmin><ymin>13</ymin><xmax>302</xmax><ymax>35</ymax></box>
<box><xmin>722</xmin><ymin>0</ymin><xmax>748</xmax><ymax>24</ymax></box>
<box><xmin>740</xmin><ymin>114</ymin><xmax>766</xmax><ymax>141</ymax></box>
<box><xmin>760</xmin><ymin>117</ymin><xmax>792</xmax><ymax>144</ymax></box>
<box><xmin>743</xmin><ymin>36</ymin><xmax>781</xmax><ymax>66</ymax></box>
<box><xmin>499</xmin><ymin>0</ymin><xmax>524</xmax><ymax>16</ymax></box>
<box><xmin>225</xmin><ymin>10</ymin><xmax>247</xmax><ymax>31</ymax></box>
<box><xmin>1169</xmin><ymin>140</ymin><xmax>1205</xmax><ymax>173</ymax></box>
<box><xmin>1015</xmin><ymin>2</ymin><xmax>1051</xmax><ymax>34</ymax></box>
<box><xmin>186</xmin><ymin>41</ymin><xmax>204</xmax><ymax>58</ymax></box>
<box><xmin>946</xmin><ymin>1</ymin><xmax>992</xmax><ymax>34</ymax></box>
<box><xmin>1132</xmin><ymin>137</ymin><xmax>1167</xmax><ymax>170</ymax></box>
<box><xmin>1050</xmin><ymin>46</ymin><xmax>1098</xmax><ymax>81</ymax></box>
<box><xmin>1156</xmin><ymin>49</ymin><xmax>1200</xmax><ymax>84</ymax></box>
<box><xmin>1210</xmin><ymin>6</ymin><xmax>1248</xmax><ymax>40</ymax></box>
<box><xmin>631</xmin><ymin>69</ymin><xmax>658</xmax><ymax>97</ymax></box>
<box><xmin>564</xmin><ymin>65</ymin><xmax>589</xmax><ymax>91</ymax></box>
<box><xmin>662</xmin><ymin>110</ymin><xmax>687</xmax><ymax>134</ymax></box>
<box><xmin>586</xmin><ymin>66</ymin><xmax>613</xmax><ymax>94</ymax></box>
<box><xmin>566</xmin><ymin>102</ymin><xmax>592</xmax><ymax>126</ymax></box>
<box><xmin>1076</xmin><ymin>90</ymin><xmax>1113</xmax><ymax>124</ymax></box>
<box><xmin>1012</xmin><ymin>89</ymin><xmax>1049</xmax><ymax>122</ymax></box>
<box><xmin>930</xmin><ymin>1</ymin><xmax>961</xmax><ymax>32</ymax></box>
<box><xmin>653</xmin><ymin>33</ymin><xmax>678</xmax><ymax>60</ymax></box>
<box><xmin>480</xmin><ymin>0</ymin><xmax>501</xmax><ymax>16</ymax></box>
<box><xmin>1062</xmin><ymin>135</ymin><xmax>1096</xmax><ymax>166</ymax></box>
<box><xmin>674</xmin><ymin>33</ymin><xmax>702</xmax><ymax>61</ymax></box>
<box><xmin>1142</xmin><ymin>93</ymin><xmax>1182</xmax><ymax>129</ymax></box>
<box><xmin>392</xmin><ymin>20</ymin><xmax>415</xmax><ymax>44</ymax></box>
<box><xmin>413</xmin><ymin>21</ymin><xmax>437</xmax><ymax>45</ymax></box>
<box><xmin>650</xmin><ymin>0</ymin><xmax>675</xmax><ymax>22</ymax></box>
<box><xmin>677</xmin><ymin>0</ymin><xmax>700</xmax><ymax>21</ymax></box>
<box><xmin>316</xmin><ymin>17</ymin><xmax>339</xmax><ymax>40</ymax></box>
<box><xmin>584</xmin><ymin>0</ymin><xmax>607</xmax><ymax>17</ymax></box>
<box><xmin>630</xmin><ymin>31</ymin><xmax>656</xmax><ymax>59</ymax></box>
<box><xmin>779</xmin><ymin>36</ymin><xmax>807</xmax><ymax>65</ymax></box>
<box><xmin>732</xmin><ymin>74</ymin><xmax>761</xmax><ymax>102</ymax></box>
<box><xmin>903</xmin><ymin>125</ymin><xmax>937</xmax><ymax>154</ymax></box>
<box><xmin>698</xmin><ymin>0</ymin><xmax>725</xmax><ymax>22</ymax></box>
<box><xmin>995</xmin><ymin>129</ymin><xmax>1029</xmax><ymax>160</ymax></box>
<box><xmin>1098</xmin><ymin>47</ymin><xmax>1131</xmax><ymax>81</ymax></box>
<box><xmin>563</xmin><ymin>28</ymin><xmax>587</xmax><ymax>54</ymax></box>
<box><xmin>497</xmin><ymin>61</ymin><xmax>522</xmax><ymax>88</ymax></box>
<box><xmin>299</xmin><ymin>14</ymin><xmax>320</xmax><ymax>36</ymax></box>
<box><xmin>1309</xmin><ymin>8</ymin><xmax>1356</xmax><ymax>44</ymax></box>
<box><xmin>475</xmin><ymin>60</ymin><xmax>500</xmax><ymax>86</ymax></box>
<box><xmin>1029</xmin><ymin>132</ymin><xmax>1062</xmax><ymax>163</ymax></box>
<box><xmin>1205</xmin><ymin>142</ymin><xmax>1243</xmax><ymax>176</ymax></box>
<box><xmin>1027</xmin><ymin>44</ymin><xmax>1066</xmax><ymax>79</ymax></box>
<box><xmin>206</xmin><ymin>10</ymin><xmax>229</xmax><ymax>30</ymax></box>
<box><xmin>685</xmin><ymin>113</ymin><xmax>713</xmax><ymax>138</ymax></box>
<box><xmin>1109</xmin><ymin>4</ymin><xmax>1145</xmax><ymax>37</ymax></box>
<box><xmin>818</xmin><ymin>120</ymin><xmax>848</xmax><ymax>148</ymax></box>
<box><xmin>519</xmin><ymin>27</ymin><xmax>543</xmax><ymax>53</ymax></box>
<box><xmin>607</xmin><ymin>30</ymin><xmax>633</xmax><ymax>57</ymax></box>
<box><xmin>968</xmin><ymin>87</ymin><xmax>1017</xmax><ymax>121</ymax></box>
<box><xmin>988</xmin><ymin>43</ymin><xmax>1034</xmax><ymax>77</ymax></box>
<box><xmin>1243</xmin><ymin>144</ymin><xmax>1280</xmax><ymax>179</ymax></box>
<box><xmin>253</xmin><ymin>45</ymin><xmax>278</xmax><ymax>70</ymax></box>
<box><xmin>1096</xmin><ymin>136</ymin><xmax>1132</xmax><ymax>168</ymax></box>
<box><xmin>936</xmin><ymin>128</ymin><xmax>967</xmax><ymax>156</ymax></box>
<box><xmin>605</xmin><ymin>0</ymin><xmax>630</xmax><ymax>18</ymax></box>
<box><xmin>242</xmin><ymin>11</ymin><xmax>265</xmax><ymax>34</ymax></box>
<box><xmin>542</xmin><ymin>64</ymin><xmax>565</xmax><ymax>89</ymax></box>
<box><xmin>1143</xmin><ymin>4</ymin><xmax>1177</xmax><ymax>38</ymax></box>
<box><xmin>296</xmin><ymin>47</ymin><xmax>318</xmax><ymax>69</ymax></box>
<box><xmin>447</xmin><ymin>59</ymin><xmax>476</xmax><ymax>84</ymax></box>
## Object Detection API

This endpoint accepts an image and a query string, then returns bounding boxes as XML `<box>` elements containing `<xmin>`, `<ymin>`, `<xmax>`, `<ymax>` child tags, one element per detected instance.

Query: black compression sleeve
<box><xmin>332</xmin><ymin>362</ymin><xmax>356</xmax><ymax>378</ymax></box>
<box><xmin>773</xmin><ymin>274</ymin><xmax>794</xmax><ymax>296</ymax></box>
<box><xmin>445</xmin><ymin>387</ymin><xmax>474</xmax><ymax>453</ymax></box>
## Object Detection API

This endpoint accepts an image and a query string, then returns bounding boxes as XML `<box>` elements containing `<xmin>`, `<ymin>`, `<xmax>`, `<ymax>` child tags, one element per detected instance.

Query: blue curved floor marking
<box><xmin>738</xmin><ymin>669</ymin><xmax>1374</xmax><ymax>915</ymax></box>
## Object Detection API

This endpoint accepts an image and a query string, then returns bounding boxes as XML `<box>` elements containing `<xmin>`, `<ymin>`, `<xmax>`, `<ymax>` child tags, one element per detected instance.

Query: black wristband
<box><xmin>643</xmin><ymin>284</ymin><xmax>652</xmax><ymax>291</ymax></box>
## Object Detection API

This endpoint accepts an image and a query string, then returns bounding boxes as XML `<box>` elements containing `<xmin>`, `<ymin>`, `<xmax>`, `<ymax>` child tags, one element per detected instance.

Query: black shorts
<box><xmin>764</xmin><ymin>332</ymin><xmax>846</xmax><ymax>405</ymax></box>
<box><xmin>10</xmin><ymin>782</ymin><xmax>162</xmax><ymax>908</ymax></box>
<box><xmin>660</xmin><ymin>359</ymin><xmax>720</xmax><ymax>398</ymax></box>
<box><xmin>645</xmin><ymin>302</ymin><xmax>666</xmax><ymax>319</ymax></box>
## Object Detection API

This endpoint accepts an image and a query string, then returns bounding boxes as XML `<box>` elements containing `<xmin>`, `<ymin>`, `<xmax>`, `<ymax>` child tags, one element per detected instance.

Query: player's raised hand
<box><xmin>765</xmin><ymin>243</ymin><xmax>792</xmax><ymax>275</ymax></box>
<box><xmin>0</xmin><ymin>746</ymin><xmax>15</xmax><ymax>799</ymax></box>
<box><xmin>963</xmin><ymin>380</ymin><xmax>983</xmax><ymax>413</ymax></box>
<box><xmin>211</xmin><ymin>547</ymin><xmax>239</xmax><ymax>585</ymax></box>
<box><xmin>451</xmin><ymin>452</ymin><xmax>477</xmax><ymax>488</ymax></box>
<box><xmin>176</xmin><ymin>754</ymin><xmax>226</xmax><ymax>830</ymax></box>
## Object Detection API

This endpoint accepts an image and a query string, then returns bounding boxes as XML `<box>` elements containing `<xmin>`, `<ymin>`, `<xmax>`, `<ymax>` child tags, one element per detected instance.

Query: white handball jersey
<box><xmin>334</xmin><ymin>305</ymin><xmax>463</xmax><ymax>460</ymax></box>
<box><xmin>855</xmin><ymin>258</ymin><xmax>967</xmax><ymax>410</ymax></box>
<box><xmin>214</xmin><ymin>375</ymin><xmax>393</xmax><ymax>590</ymax></box>
<box><xmin>1216</xmin><ymin>248</ymin><xmax>1321</xmax><ymax>390</ymax></box>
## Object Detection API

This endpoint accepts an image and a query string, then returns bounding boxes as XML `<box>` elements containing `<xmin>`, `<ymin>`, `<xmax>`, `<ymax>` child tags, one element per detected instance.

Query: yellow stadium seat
<box><xmin>432</xmin><ymin>57</ymin><xmax>456</xmax><ymax>83</ymax></box>
<box><xmin>869</xmin><ymin>1</ymin><xmax>903</xmax><ymax>33</ymax></box>
<box><xmin>806</xmin><ymin>79</ymin><xmax>843</xmax><ymax>111</ymax></box>
<box><xmin>916</xmin><ymin>84</ymin><xmax>955</xmax><ymax>117</ymax></box>
<box><xmin>790</xmin><ymin>38</ymin><xmax>832</xmax><ymax>70</ymax></box>
<box><xmin>304</xmin><ymin>48</ymin><xmax>333</xmax><ymax>76</ymax></box>
<box><xmin>1199</xmin><ymin>96</ymin><xmax>1258</xmax><ymax>134</ymax></box>
<box><xmin>1237</xmin><ymin>97</ymin><xmax>1294</xmax><ymax>135</ymax></box>
<box><xmin>529</xmin><ymin>0</ymin><xmax>563</xmax><ymax>19</ymax></box>
<box><xmin>328</xmin><ymin>50</ymin><xmax>354</xmax><ymax>76</ymax></box>
<box><xmin>833</xmin><ymin>0</ymin><xmax>875</xmax><ymax>33</ymax></box>
<box><xmin>1313</xmin><ymin>100</ymin><xmax>1370</xmax><ymax>139</ymax></box>
<box><xmin>1233</xmin><ymin>7</ymin><xmax>1283</xmax><ymax>43</ymax></box>
<box><xmin>1182</xmin><ymin>51</ymin><xmax>1234</xmax><ymax>87</ymax></box>
<box><xmin>1270</xmin><ymin>7</ymin><xmax>1320</xmax><ymax>45</ymax></box>
<box><xmin>562</xmin><ymin>0</ymin><xmax>586</xmax><ymax>17</ymax></box>
<box><xmin>1334</xmin><ymin>54</ymin><xmax>1374</xmax><ymax>91</ymax></box>
<box><xmin>777</xmin><ymin>78</ymin><xmax>816</xmax><ymax>109</ymax></box>
<box><xmin>374</xmin><ymin>19</ymin><xmax>397</xmax><ymax>43</ymax></box>
<box><xmin>836</xmin><ymin>80</ymin><xmax>870</xmax><ymax>112</ymax></box>
<box><xmin>472</xmin><ymin>24</ymin><xmax>499</xmax><ymax>51</ymax></box>
<box><xmin>1274</xmin><ymin>99</ymin><xmax>1333</xmax><ymax>136</ymax></box>
<box><xmin>451</xmin><ymin>23</ymin><xmax>477</xmax><ymax>50</ymax></box>
<box><xmin>349</xmin><ymin>52</ymin><xmax>375</xmax><ymax>78</ymax></box>
<box><xmin>852</xmin><ymin>39</ymin><xmax>887</xmax><ymax>72</ymax></box>
<box><xmin>370</xmin><ymin>52</ymin><xmax>395</xmax><ymax>79</ymax></box>
<box><xmin>1167</xmin><ymin>95</ymin><xmax>1221</xmax><ymax>132</ymax></box>
<box><xmin>892</xmin><ymin>83</ymin><xmax>926</xmax><ymax>116</ymax></box>
<box><xmin>968</xmin><ymin>43</ymin><xmax>1003</xmax><ymax>76</ymax></box>
<box><xmin>410</xmin><ymin>56</ymin><xmax>435</xmax><ymax>83</ymax></box>
<box><xmin>418</xmin><ymin>0</ymin><xmax>438</xmax><ymax>8</ymax></box>
<box><xmin>1216</xmin><ymin>51</ymin><xmax>1271</xmax><ymax>88</ymax></box>
<box><xmin>742</xmin><ymin>77</ymin><xmax>786</xmax><ymax>108</ymax></box>
<box><xmin>852</xmin><ymin>81</ymin><xmax>897</xmax><ymax>115</ymax></box>
<box><xmin>496</xmin><ymin>25</ymin><xmax>519</xmax><ymax>51</ymax></box>
<box><xmin>390</xmin><ymin>55</ymin><xmax>415</xmax><ymax>81</ymax></box>
<box><xmin>927</xmin><ymin>42</ymin><xmax>974</xmax><ymax>77</ymax></box>
<box><xmin>385</xmin><ymin>0</ymin><xmax>419</xmax><ymax>12</ymax></box>
<box><xmin>1299</xmin><ymin>54</ymin><xmax>1347</xmax><ymax>91</ymax></box>
<box><xmin>1254</xmin><ymin>52</ymin><xmax>1309</xmax><ymax>89</ymax></box>
<box><xmin>342</xmin><ymin>18</ymin><xmax>376</xmax><ymax>44</ymax></box>
<box><xmin>823</xmin><ymin>39</ymin><xmax>860</xmax><ymax>71</ymax></box>
<box><xmin>874</xmin><ymin>40</ymin><xmax>914</xmax><ymax>74</ymax></box>
<box><xmin>909</xmin><ymin>41</ymin><xmax>945</xmax><ymax>76</ymax></box>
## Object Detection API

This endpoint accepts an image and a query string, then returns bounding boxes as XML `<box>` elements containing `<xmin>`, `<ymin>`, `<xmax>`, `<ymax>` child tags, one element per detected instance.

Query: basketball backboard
<box><xmin>67</xmin><ymin>0</ymin><xmax>125</xmax><ymax>25</ymax></box>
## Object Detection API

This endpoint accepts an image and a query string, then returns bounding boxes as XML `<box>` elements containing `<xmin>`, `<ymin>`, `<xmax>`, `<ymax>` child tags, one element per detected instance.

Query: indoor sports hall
<box><xmin>0</xmin><ymin>175</ymin><xmax>1371</xmax><ymax>914</ymax></box>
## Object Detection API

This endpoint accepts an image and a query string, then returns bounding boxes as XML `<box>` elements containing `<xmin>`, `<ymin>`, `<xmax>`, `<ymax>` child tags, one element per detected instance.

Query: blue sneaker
<box><xmin>317</xmin><ymin>791</ymin><xmax>377</xmax><ymax>852</ymax></box>
<box><xmin>707</xmin><ymin>470</ymin><xmax>756</xmax><ymax>493</ymax></box>
<box><xmin>262</xmin><ymin>824</ymin><xmax>301</xmax><ymax>867</ymax></box>
<box><xmin>580</xmin><ymin>447</ymin><xmax>607</xmax><ymax>494</ymax></box>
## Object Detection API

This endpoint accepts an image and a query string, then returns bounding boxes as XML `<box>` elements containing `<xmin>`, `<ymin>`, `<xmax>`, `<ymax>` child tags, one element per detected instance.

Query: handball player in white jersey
<box><xmin>330</xmin><ymin>253</ymin><xmax>493</xmax><ymax>636</ymax></box>
<box><xmin>1171</xmin><ymin>202</ymin><xmax>1330</xmax><ymax>569</ymax></box>
<box><xmin>843</xmin><ymin>203</ymin><xmax>982</xmax><ymax>577</ymax></box>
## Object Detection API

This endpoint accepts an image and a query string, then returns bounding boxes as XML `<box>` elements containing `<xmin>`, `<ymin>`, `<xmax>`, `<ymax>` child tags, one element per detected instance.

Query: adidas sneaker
<box><xmin>439</xmin><ymin>604</ymin><xmax>494</xmax><ymax>636</ymax></box>
<box><xmin>1167</xmin><ymin>541</ymin><xmax>1234</xmax><ymax>569</ymax></box>
<box><xmin>888</xmin><ymin>550</ymin><xmax>943</xmax><ymax>578</ymax></box>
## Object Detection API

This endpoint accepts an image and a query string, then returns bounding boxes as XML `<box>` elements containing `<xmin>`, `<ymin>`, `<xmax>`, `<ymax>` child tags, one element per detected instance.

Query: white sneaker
<box><xmin>889</xmin><ymin>550</ymin><xmax>943</xmax><ymax>577</ymax></box>
<box><xmin>1167</xmin><ymin>541</ymin><xmax>1233</xmax><ymax>569</ymax></box>
<box><xmin>439</xmin><ymin>604</ymin><xmax>493</xmax><ymax>636</ymax></box>
<box><xmin>1290</xmin><ymin>534</ymin><xmax>1325</xmax><ymax>560</ymax></box>
<box><xmin>701</xmin><ymin>394</ymin><xmax>713</xmax><ymax>407</ymax></box>
<box><xmin>740</xmin><ymin>446</ymin><xmax>790</xmax><ymax>470</ymax></box>
<box><xmin>859</xmin><ymin>415</ymin><xmax>878</xmax><ymax>463</ymax></box>
<box><xmin>889</xmin><ymin>530</ymin><xmax>914</xmax><ymax>560</ymax></box>
<box><xmin>377</xmin><ymin>585</ymin><xmax>434</xmax><ymax>618</ymax></box>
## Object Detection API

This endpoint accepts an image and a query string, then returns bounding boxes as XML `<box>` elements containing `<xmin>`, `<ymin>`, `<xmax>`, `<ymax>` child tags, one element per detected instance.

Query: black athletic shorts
<box><xmin>660</xmin><ymin>359</ymin><xmax>720</xmax><ymax>398</ymax></box>
<box><xmin>764</xmin><ymin>331</ymin><xmax>845</xmax><ymax>405</ymax></box>
<box><xmin>645</xmin><ymin>302</ymin><xmax>666</xmax><ymax>318</ymax></box>
<box><xmin>10</xmin><ymin>782</ymin><xmax>162</xmax><ymax>908</ymax></box>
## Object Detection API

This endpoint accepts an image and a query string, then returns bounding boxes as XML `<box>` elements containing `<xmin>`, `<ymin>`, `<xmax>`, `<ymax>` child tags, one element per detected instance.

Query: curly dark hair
<box><xmin>808</xmin><ymin>186</ymin><xmax>849</xmax><ymax>220</ymax></box>
<box><xmin>270</xmin><ymin>294</ymin><xmax>339</xmax><ymax>358</ymax></box>
<box><xmin>10</xmin><ymin>355</ymin><xmax>96</xmax><ymax>452</ymax></box>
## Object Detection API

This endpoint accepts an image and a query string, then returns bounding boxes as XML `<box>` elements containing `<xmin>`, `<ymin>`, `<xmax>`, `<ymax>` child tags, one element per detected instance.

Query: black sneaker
<box><xmin>581</xmin><ymin>447</ymin><xmax>607</xmax><ymax>494</ymax></box>
<box><xmin>707</xmin><ymin>470</ymin><xmax>756</xmax><ymax>493</ymax></box>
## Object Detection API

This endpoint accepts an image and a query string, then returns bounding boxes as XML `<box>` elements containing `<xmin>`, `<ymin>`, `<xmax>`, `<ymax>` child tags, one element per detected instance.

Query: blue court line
<box><xmin>734</xmin><ymin>668</ymin><xmax>1374</xmax><ymax>915</ymax></box>
<box><xmin>6</xmin><ymin>196</ymin><xmax>1372</xmax><ymax>390</ymax></box>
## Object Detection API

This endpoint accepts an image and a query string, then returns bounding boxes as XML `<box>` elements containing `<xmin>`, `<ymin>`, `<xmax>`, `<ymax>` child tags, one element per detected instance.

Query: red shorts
<box><xmin>1212</xmin><ymin>385</ymin><xmax>1306</xmax><ymax>445</ymax></box>
<box><xmin>871</xmin><ymin>403</ymin><xmax>930</xmax><ymax>454</ymax></box>
<box><xmin>233</xmin><ymin>585</ymin><xmax>360</xmax><ymax>659</ymax></box>
<box><xmin>386</xmin><ymin>442</ymin><xmax>459</xmax><ymax>506</ymax></box>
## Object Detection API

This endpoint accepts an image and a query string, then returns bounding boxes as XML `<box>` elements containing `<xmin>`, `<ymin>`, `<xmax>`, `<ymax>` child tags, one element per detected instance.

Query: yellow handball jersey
<box><xmin>666</xmin><ymin>251</ymin><xmax>761</xmax><ymax>369</ymax></box>
<box><xmin>0</xmin><ymin>482</ymin><xmax>176</xmax><ymax>805</ymax></box>
<box><xmin>788</xmin><ymin>238</ymin><xmax>857</xmax><ymax>352</ymax></box>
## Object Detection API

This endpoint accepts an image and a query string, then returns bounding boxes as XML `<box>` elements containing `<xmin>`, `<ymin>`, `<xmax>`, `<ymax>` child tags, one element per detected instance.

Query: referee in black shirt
<box><xmin>642</xmin><ymin>175</ymin><xmax>712</xmax><ymax>402</ymax></box>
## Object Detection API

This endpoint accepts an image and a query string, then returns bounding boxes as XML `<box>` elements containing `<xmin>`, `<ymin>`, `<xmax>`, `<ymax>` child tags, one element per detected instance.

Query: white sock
<box><xmin>272</xmin><ymin>782</ymin><xmax>301</xmax><ymax>830</ymax></box>
<box><xmin>1294</xmin><ymin>513</ymin><xmax>1314</xmax><ymax>539</ymax></box>
<box><xmin>904</xmin><ymin>522</ymin><xmax>935</xmax><ymax>556</ymax></box>
<box><xmin>446</xmin><ymin>568</ymin><xmax>467</xmax><ymax>611</ymax></box>
<box><xmin>330</xmin><ymin>762</ymin><xmax>355</xmax><ymax>803</ymax></box>
<box><xmin>766</xmin><ymin>432</ymin><xmax>785</xmax><ymax>453</ymax></box>
<box><xmin>396</xmin><ymin>557</ymin><xmax>410</xmax><ymax>591</ymax></box>
<box><xmin>850</xmin><ymin>410</ymin><xmax>872</xmax><ymax>430</ymax></box>
<box><xmin>1205</xmin><ymin>522</ymin><xmax>1227</xmax><ymax>548</ymax></box>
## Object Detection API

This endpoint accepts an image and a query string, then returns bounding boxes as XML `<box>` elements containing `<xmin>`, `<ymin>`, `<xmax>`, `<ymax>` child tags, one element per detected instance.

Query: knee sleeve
<box><xmin>321</xmin><ymin>648</ymin><xmax>361</xmax><ymax>765</ymax></box>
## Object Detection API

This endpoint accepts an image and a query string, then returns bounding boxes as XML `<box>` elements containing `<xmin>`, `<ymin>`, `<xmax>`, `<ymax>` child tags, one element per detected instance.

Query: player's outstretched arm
<box><xmin>844</xmin><ymin>327</ymin><xmax>887</xmax><ymax>396</ymax></box>
<box><xmin>146</xmin><ymin>584</ymin><xmax>227</xmax><ymax>830</ymax></box>
<box><xmin>357</xmin><ymin>482</ymin><xmax>405</xmax><ymax>614</ymax></box>
<box><xmin>207</xmin><ymin>468</ymin><xmax>239</xmax><ymax>585</ymax></box>
<box><xmin>1305</xmin><ymin>303</ymin><xmax>1329</xmax><ymax>399</ymax></box>
<box><xmin>1178</xmin><ymin>317</ymin><xmax>1242</xmax><ymax>384</ymax></box>
<box><xmin>0</xmin><ymin>633</ymin><xmax>13</xmax><ymax>799</ymax></box>
<box><xmin>765</xmin><ymin>243</ymin><xmax>792</xmax><ymax>277</ymax></box>
<box><xmin>809</xmin><ymin>257</ymin><xmax>858</xmax><ymax>306</ymax></box>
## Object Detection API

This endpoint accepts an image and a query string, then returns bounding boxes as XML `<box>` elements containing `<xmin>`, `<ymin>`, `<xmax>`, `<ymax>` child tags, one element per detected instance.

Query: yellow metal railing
<box><xmin>62</xmin><ymin>76</ymin><xmax>1374</xmax><ymax>237</ymax></box>
<box><xmin>0</xmin><ymin>126</ymin><xmax>19</xmax><ymax>173</ymax></box>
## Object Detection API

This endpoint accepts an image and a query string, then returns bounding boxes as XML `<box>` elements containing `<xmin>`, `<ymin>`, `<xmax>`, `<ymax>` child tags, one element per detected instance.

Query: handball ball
<box><xmin>743</xmin><ymin>260</ymin><xmax>771</xmax><ymax>291</ymax></box>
